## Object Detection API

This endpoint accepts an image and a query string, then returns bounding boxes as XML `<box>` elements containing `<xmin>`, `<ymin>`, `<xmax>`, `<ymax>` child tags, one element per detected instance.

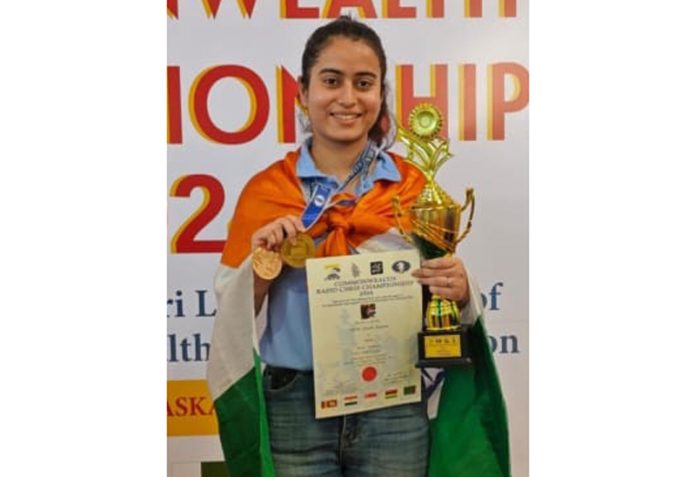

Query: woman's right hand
<box><xmin>251</xmin><ymin>215</ymin><xmax>305</xmax><ymax>315</ymax></box>
<box><xmin>251</xmin><ymin>215</ymin><xmax>306</xmax><ymax>252</ymax></box>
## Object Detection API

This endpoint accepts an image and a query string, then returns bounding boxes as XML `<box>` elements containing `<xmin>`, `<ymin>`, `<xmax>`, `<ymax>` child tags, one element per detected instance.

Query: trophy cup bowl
<box><xmin>392</xmin><ymin>104</ymin><xmax>476</xmax><ymax>368</ymax></box>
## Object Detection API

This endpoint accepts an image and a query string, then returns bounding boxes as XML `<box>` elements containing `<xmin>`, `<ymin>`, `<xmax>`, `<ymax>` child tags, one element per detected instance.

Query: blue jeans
<box><xmin>263</xmin><ymin>366</ymin><xmax>430</xmax><ymax>477</ymax></box>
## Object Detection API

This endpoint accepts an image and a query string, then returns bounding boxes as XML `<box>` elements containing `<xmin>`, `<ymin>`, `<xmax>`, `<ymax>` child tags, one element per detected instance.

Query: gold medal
<box><xmin>252</xmin><ymin>247</ymin><xmax>282</xmax><ymax>280</ymax></box>
<box><xmin>280</xmin><ymin>233</ymin><xmax>315</xmax><ymax>268</ymax></box>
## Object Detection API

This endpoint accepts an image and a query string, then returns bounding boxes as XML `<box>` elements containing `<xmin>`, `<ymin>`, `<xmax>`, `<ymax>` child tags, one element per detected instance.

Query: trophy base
<box><xmin>415</xmin><ymin>328</ymin><xmax>472</xmax><ymax>368</ymax></box>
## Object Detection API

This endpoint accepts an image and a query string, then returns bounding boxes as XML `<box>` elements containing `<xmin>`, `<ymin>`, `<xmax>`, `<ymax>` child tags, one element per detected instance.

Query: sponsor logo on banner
<box><xmin>385</xmin><ymin>388</ymin><xmax>398</xmax><ymax>399</ymax></box>
<box><xmin>167</xmin><ymin>380</ymin><xmax>218</xmax><ymax>436</ymax></box>
<box><xmin>403</xmin><ymin>385</ymin><xmax>417</xmax><ymax>395</ymax></box>
<box><xmin>364</xmin><ymin>391</ymin><xmax>378</xmax><ymax>400</ymax></box>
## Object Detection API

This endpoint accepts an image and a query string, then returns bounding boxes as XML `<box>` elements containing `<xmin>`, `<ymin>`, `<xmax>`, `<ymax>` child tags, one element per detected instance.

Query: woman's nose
<box><xmin>337</xmin><ymin>84</ymin><xmax>357</xmax><ymax>105</ymax></box>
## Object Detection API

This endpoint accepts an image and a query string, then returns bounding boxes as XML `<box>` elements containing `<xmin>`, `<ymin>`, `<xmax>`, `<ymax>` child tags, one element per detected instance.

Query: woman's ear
<box><xmin>297</xmin><ymin>76</ymin><xmax>308</xmax><ymax>111</ymax></box>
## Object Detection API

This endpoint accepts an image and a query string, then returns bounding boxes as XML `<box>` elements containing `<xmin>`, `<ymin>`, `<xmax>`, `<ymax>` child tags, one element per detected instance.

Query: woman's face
<box><xmin>300</xmin><ymin>36</ymin><xmax>383</xmax><ymax>150</ymax></box>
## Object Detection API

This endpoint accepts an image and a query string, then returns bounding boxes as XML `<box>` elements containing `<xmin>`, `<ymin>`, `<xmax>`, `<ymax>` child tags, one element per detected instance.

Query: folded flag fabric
<box><xmin>428</xmin><ymin>318</ymin><xmax>510</xmax><ymax>477</ymax></box>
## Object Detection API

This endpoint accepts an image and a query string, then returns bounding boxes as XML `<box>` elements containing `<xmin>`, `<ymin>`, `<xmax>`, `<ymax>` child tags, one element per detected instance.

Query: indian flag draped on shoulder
<box><xmin>207</xmin><ymin>149</ymin><xmax>510</xmax><ymax>477</ymax></box>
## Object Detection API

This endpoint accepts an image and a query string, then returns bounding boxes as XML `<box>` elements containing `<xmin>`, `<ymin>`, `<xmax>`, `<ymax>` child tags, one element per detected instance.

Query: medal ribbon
<box><xmin>300</xmin><ymin>142</ymin><xmax>380</xmax><ymax>229</ymax></box>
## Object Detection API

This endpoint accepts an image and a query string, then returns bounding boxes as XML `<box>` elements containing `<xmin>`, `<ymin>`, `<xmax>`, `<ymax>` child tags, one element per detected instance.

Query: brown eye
<box><xmin>322</xmin><ymin>76</ymin><xmax>339</xmax><ymax>87</ymax></box>
<box><xmin>356</xmin><ymin>78</ymin><xmax>374</xmax><ymax>90</ymax></box>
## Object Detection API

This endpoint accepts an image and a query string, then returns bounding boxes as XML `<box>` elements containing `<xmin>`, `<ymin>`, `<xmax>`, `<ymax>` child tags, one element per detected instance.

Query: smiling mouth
<box><xmin>330</xmin><ymin>112</ymin><xmax>362</xmax><ymax>120</ymax></box>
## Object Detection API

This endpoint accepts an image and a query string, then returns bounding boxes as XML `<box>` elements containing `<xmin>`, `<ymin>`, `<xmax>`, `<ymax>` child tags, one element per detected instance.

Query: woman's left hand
<box><xmin>412</xmin><ymin>256</ymin><xmax>469</xmax><ymax>305</ymax></box>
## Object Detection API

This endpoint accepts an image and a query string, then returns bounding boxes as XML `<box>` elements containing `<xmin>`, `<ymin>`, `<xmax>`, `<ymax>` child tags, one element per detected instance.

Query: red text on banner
<box><xmin>170</xmin><ymin>174</ymin><xmax>226</xmax><ymax>254</ymax></box>
<box><xmin>487</xmin><ymin>62</ymin><xmax>529</xmax><ymax>140</ymax></box>
<box><xmin>190</xmin><ymin>65</ymin><xmax>270</xmax><ymax>145</ymax></box>
<box><xmin>167</xmin><ymin>62</ymin><xmax>528</xmax><ymax>145</ymax></box>
<box><xmin>168</xmin><ymin>0</ymin><xmax>515</xmax><ymax>19</ymax></box>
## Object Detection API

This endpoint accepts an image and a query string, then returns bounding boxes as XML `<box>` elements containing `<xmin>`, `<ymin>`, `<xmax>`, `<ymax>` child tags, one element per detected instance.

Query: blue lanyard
<box><xmin>300</xmin><ymin>143</ymin><xmax>380</xmax><ymax>229</ymax></box>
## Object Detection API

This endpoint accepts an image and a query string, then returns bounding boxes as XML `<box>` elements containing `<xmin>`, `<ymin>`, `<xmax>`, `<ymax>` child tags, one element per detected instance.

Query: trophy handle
<box><xmin>457</xmin><ymin>188</ymin><xmax>475</xmax><ymax>243</ymax></box>
<box><xmin>392</xmin><ymin>196</ymin><xmax>415</xmax><ymax>245</ymax></box>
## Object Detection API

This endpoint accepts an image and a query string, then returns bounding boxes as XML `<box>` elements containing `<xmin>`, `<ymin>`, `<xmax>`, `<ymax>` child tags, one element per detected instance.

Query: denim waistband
<box><xmin>265</xmin><ymin>365</ymin><xmax>313</xmax><ymax>375</ymax></box>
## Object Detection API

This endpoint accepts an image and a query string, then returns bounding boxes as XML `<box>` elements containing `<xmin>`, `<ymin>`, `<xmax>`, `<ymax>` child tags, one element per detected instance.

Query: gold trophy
<box><xmin>393</xmin><ymin>104</ymin><xmax>475</xmax><ymax>367</ymax></box>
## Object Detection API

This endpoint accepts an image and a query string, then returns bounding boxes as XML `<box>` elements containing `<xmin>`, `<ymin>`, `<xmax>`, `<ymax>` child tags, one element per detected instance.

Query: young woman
<box><xmin>208</xmin><ymin>16</ymin><xmax>509</xmax><ymax>477</ymax></box>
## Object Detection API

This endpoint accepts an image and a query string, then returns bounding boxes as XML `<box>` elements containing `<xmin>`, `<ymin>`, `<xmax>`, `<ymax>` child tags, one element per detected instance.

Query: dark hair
<box><xmin>300</xmin><ymin>16</ymin><xmax>390</xmax><ymax>146</ymax></box>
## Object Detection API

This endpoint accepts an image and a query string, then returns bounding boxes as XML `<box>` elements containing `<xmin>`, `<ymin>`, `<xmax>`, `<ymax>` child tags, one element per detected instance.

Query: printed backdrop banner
<box><xmin>167</xmin><ymin>1</ymin><xmax>528</xmax><ymax>476</ymax></box>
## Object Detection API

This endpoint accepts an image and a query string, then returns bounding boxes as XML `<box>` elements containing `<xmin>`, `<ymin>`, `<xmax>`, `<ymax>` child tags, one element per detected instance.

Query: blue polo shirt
<box><xmin>259</xmin><ymin>140</ymin><xmax>401</xmax><ymax>370</ymax></box>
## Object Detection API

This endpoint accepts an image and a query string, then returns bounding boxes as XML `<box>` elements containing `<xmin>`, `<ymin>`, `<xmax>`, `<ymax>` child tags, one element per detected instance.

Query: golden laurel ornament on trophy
<box><xmin>393</xmin><ymin>103</ymin><xmax>476</xmax><ymax>368</ymax></box>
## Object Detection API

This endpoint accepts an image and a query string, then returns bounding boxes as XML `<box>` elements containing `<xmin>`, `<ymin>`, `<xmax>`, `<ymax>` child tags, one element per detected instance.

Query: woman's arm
<box><xmin>250</xmin><ymin>214</ymin><xmax>306</xmax><ymax>315</ymax></box>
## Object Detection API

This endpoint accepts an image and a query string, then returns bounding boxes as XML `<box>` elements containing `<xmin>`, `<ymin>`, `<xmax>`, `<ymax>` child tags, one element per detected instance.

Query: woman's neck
<box><xmin>310</xmin><ymin>138</ymin><xmax>369</xmax><ymax>183</ymax></box>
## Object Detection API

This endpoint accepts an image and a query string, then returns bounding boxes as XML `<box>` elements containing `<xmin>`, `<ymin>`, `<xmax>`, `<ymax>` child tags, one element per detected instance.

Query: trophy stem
<box><xmin>425</xmin><ymin>295</ymin><xmax>461</xmax><ymax>331</ymax></box>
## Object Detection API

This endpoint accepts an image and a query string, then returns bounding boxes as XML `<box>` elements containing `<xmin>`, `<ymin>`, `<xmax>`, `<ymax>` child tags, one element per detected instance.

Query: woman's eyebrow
<box><xmin>317</xmin><ymin>68</ymin><xmax>343</xmax><ymax>76</ymax></box>
<box><xmin>317</xmin><ymin>68</ymin><xmax>377</xmax><ymax>78</ymax></box>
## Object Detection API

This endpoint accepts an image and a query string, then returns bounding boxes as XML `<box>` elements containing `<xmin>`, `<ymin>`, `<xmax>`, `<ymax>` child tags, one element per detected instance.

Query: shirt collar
<box><xmin>296</xmin><ymin>137</ymin><xmax>401</xmax><ymax>184</ymax></box>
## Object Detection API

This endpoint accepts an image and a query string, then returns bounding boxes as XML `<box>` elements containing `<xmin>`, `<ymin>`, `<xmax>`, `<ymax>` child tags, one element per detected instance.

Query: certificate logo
<box><xmin>403</xmin><ymin>385</ymin><xmax>417</xmax><ymax>395</ymax></box>
<box><xmin>364</xmin><ymin>391</ymin><xmax>378</xmax><ymax>399</ymax></box>
<box><xmin>392</xmin><ymin>260</ymin><xmax>411</xmax><ymax>273</ymax></box>
<box><xmin>385</xmin><ymin>388</ymin><xmax>398</xmax><ymax>399</ymax></box>
<box><xmin>323</xmin><ymin>264</ymin><xmax>341</xmax><ymax>280</ymax></box>
<box><xmin>351</xmin><ymin>262</ymin><xmax>361</xmax><ymax>277</ymax></box>
<box><xmin>369</xmin><ymin>261</ymin><xmax>383</xmax><ymax>275</ymax></box>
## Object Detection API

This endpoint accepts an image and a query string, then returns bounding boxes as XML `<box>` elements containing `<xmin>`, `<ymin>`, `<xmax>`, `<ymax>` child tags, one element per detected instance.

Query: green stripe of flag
<box><xmin>213</xmin><ymin>354</ymin><xmax>275</xmax><ymax>477</ymax></box>
<box><xmin>428</xmin><ymin>319</ymin><xmax>510</xmax><ymax>477</ymax></box>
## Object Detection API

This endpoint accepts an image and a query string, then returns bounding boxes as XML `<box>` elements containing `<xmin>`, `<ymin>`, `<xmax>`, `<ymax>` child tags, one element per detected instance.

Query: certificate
<box><xmin>306</xmin><ymin>249</ymin><xmax>422</xmax><ymax>418</ymax></box>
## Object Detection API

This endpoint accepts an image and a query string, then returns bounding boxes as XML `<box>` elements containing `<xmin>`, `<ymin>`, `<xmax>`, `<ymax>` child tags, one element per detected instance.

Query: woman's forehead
<box><xmin>311</xmin><ymin>37</ymin><xmax>381</xmax><ymax>74</ymax></box>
